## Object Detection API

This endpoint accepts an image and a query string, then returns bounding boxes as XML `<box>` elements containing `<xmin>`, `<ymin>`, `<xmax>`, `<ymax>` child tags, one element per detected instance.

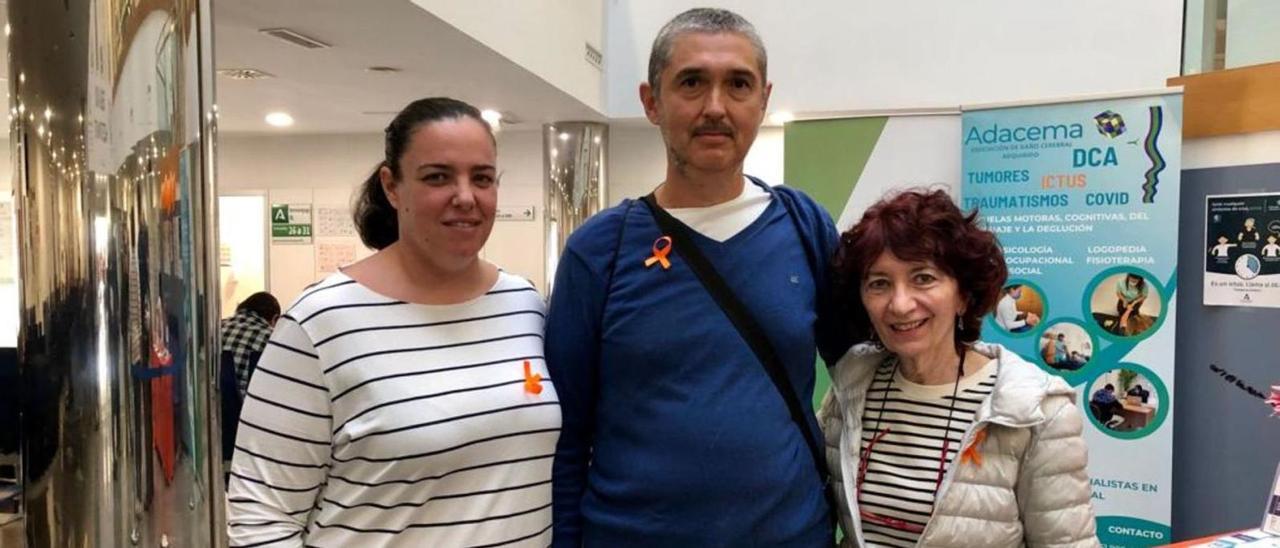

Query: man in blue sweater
<box><xmin>546</xmin><ymin>8</ymin><xmax>854</xmax><ymax>546</ymax></box>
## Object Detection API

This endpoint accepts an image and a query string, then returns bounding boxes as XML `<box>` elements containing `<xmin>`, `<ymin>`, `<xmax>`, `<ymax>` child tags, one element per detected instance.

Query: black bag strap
<box><xmin>640</xmin><ymin>192</ymin><xmax>837</xmax><ymax>533</ymax></box>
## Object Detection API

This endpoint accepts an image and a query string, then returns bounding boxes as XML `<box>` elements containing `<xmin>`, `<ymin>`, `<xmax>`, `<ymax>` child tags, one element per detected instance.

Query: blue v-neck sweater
<box><xmin>546</xmin><ymin>181</ymin><xmax>852</xmax><ymax>547</ymax></box>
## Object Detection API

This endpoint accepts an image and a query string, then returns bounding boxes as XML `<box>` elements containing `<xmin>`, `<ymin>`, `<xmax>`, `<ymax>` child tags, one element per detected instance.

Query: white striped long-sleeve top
<box><xmin>857</xmin><ymin>357</ymin><xmax>996</xmax><ymax>547</ymax></box>
<box><xmin>226</xmin><ymin>271</ymin><xmax>561</xmax><ymax>547</ymax></box>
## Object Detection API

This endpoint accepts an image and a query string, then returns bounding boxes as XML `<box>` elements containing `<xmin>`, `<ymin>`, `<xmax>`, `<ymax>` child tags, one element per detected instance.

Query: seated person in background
<box><xmin>218</xmin><ymin>291</ymin><xmax>281</xmax><ymax>481</ymax></box>
<box><xmin>995</xmin><ymin>284</ymin><xmax>1039</xmax><ymax>333</ymax></box>
<box><xmin>1069</xmin><ymin>350</ymin><xmax>1088</xmax><ymax>366</ymax></box>
<box><xmin>220</xmin><ymin>292</ymin><xmax>281</xmax><ymax>399</ymax></box>
<box><xmin>1090</xmin><ymin>384</ymin><xmax>1125</xmax><ymax>429</ymax></box>
<box><xmin>1126</xmin><ymin>383</ymin><xmax>1150</xmax><ymax>404</ymax></box>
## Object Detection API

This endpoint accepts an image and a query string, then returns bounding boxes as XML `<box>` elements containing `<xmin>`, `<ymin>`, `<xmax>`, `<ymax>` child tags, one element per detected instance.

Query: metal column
<box><xmin>543</xmin><ymin>122</ymin><xmax>607</xmax><ymax>292</ymax></box>
<box><xmin>8</xmin><ymin>0</ymin><xmax>222</xmax><ymax>545</ymax></box>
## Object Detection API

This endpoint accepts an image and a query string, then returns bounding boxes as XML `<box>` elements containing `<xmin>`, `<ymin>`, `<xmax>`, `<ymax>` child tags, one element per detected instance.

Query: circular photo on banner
<box><xmin>1087</xmin><ymin>269</ymin><xmax>1164</xmax><ymax>340</ymax></box>
<box><xmin>1084</xmin><ymin>364</ymin><xmax>1169</xmax><ymax>439</ymax></box>
<box><xmin>1037</xmin><ymin>321</ymin><xmax>1094</xmax><ymax>372</ymax></box>
<box><xmin>991</xmin><ymin>280</ymin><xmax>1046</xmax><ymax>337</ymax></box>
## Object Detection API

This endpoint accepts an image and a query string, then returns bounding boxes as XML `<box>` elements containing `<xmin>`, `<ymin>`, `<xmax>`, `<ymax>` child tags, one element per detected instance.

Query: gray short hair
<box><xmin>647</xmin><ymin>8</ymin><xmax>767</xmax><ymax>96</ymax></box>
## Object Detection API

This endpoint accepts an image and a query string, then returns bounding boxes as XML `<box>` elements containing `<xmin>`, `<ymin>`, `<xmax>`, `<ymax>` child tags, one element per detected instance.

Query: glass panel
<box><xmin>1184</xmin><ymin>0</ymin><xmax>1280</xmax><ymax>75</ymax></box>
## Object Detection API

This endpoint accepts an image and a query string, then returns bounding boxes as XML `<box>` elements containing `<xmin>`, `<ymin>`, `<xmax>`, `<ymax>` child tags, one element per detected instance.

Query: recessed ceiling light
<box><xmin>217</xmin><ymin>68</ymin><xmax>275</xmax><ymax>80</ymax></box>
<box><xmin>768</xmin><ymin>111</ymin><xmax>795</xmax><ymax>126</ymax></box>
<box><xmin>265</xmin><ymin>112</ymin><xmax>294</xmax><ymax>127</ymax></box>
<box><xmin>480</xmin><ymin>109</ymin><xmax>502</xmax><ymax>128</ymax></box>
<box><xmin>259</xmin><ymin>28</ymin><xmax>330</xmax><ymax>49</ymax></box>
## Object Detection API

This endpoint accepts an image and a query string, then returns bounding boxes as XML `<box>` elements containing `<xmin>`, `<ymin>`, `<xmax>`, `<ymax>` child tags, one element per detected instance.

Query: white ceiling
<box><xmin>214</xmin><ymin>0</ymin><xmax>603</xmax><ymax>134</ymax></box>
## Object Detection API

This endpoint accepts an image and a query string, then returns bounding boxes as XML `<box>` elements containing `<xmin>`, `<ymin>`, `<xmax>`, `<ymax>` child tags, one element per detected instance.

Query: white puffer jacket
<box><xmin>818</xmin><ymin>342</ymin><xmax>1100</xmax><ymax>548</ymax></box>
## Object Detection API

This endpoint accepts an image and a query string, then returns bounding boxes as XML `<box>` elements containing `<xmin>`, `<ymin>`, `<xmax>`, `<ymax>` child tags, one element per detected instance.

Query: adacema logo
<box><xmin>1094</xmin><ymin>110</ymin><xmax>1126</xmax><ymax>138</ymax></box>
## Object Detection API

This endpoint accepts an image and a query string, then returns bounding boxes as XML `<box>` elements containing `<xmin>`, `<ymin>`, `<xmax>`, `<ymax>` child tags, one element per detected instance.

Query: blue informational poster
<box><xmin>961</xmin><ymin>92</ymin><xmax>1182</xmax><ymax>547</ymax></box>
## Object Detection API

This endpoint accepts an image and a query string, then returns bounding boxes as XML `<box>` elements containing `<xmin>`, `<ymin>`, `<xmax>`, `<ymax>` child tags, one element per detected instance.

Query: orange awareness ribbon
<box><xmin>523</xmin><ymin>361</ymin><xmax>543</xmax><ymax>395</ymax></box>
<box><xmin>644</xmin><ymin>236</ymin><xmax>673</xmax><ymax>270</ymax></box>
<box><xmin>959</xmin><ymin>428</ymin><xmax>988</xmax><ymax>467</ymax></box>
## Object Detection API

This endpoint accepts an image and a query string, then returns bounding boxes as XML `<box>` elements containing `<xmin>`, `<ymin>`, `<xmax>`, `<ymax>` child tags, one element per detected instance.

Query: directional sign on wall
<box><xmin>271</xmin><ymin>203</ymin><xmax>313</xmax><ymax>244</ymax></box>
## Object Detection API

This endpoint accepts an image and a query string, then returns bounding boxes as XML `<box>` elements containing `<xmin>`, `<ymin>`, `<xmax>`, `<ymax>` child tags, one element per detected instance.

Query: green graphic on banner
<box><xmin>1095</xmin><ymin>516</ymin><xmax>1173</xmax><ymax>546</ymax></box>
<box><xmin>784</xmin><ymin>116</ymin><xmax>888</xmax><ymax>218</ymax></box>
<box><xmin>784</xmin><ymin>116</ymin><xmax>888</xmax><ymax>408</ymax></box>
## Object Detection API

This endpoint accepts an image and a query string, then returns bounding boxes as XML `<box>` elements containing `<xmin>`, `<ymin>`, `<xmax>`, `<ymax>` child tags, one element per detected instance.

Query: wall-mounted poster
<box><xmin>1205</xmin><ymin>192</ymin><xmax>1280</xmax><ymax>308</ymax></box>
<box><xmin>316</xmin><ymin>242</ymin><xmax>357</xmax><ymax>275</ymax></box>
<box><xmin>315</xmin><ymin>205</ymin><xmax>357</xmax><ymax>238</ymax></box>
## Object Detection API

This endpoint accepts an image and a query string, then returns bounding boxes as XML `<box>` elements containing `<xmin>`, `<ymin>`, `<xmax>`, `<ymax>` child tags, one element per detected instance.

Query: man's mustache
<box><xmin>692</xmin><ymin>123</ymin><xmax>734</xmax><ymax>136</ymax></box>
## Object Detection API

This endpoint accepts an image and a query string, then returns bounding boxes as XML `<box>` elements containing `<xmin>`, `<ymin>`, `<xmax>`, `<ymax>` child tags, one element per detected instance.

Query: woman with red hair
<box><xmin>818</xmin><ymin>189</ymin><xmax>1098</xmax><ymax>547</ymax></box>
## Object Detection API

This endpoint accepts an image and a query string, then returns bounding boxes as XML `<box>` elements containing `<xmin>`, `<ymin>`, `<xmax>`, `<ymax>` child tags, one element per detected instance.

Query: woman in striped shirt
<box><xmin>818</xmin><ymin>190</ymin><xmax>1098</xmax><ymax>547</ymax></box>
<box><xmin>226</xmin><ymin>97</ymin><xmax>560</xmax><ymax>547</ymax></box>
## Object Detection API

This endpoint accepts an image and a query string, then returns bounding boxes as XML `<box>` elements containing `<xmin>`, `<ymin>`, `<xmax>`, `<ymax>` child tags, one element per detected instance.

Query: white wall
<box><xmin>1224</xmin><ymin>0</ymin><xmax>1280</xmax><ymax>69</ymax></box>
<box><xmin>412</xmin><ymin>0</ymin><xmax>606</xmax><ymax>114</ymax></box>
<box><xmin>605</xmin><ymin>0</ymin><xmax>1183</xmax><ymax>118</ymax></box>
<box><xmin>217</xmin><ymin>130</ymin><xmax>548</xmax><ymax>306</ymax></box>
<box><xmin>1184</xmin><ymin>130</ymin><xmax>1280</xmax><ymax>170</ymax></box>
<box><xmin>217</xmin><ymin>133</ymin><xmax>383</xmax><ymax>192</ymax></box>
<box><xmin>606</xmin><ymin>124</ymin><xmax>784</xmax><ymax>202</ymax></box>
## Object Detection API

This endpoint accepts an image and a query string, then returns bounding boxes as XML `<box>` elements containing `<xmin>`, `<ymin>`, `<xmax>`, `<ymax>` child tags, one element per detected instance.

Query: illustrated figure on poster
<box><xmin>1115</xmin><ymin>273</ymin><xmax>1150</xmax><ymax>336</ymax></box>
<box><xmin>1239</xmin><ymin>217</ymin><xmax>1261</xmax><ymax>243</ymax></box>
<box><xmin>1262</xmin><ymin>233</ymin><xmax>1280</xmax><ymax>258</ymax></box>
<box><xmin>1126</xmin><ymin>383</ymin><xmax>1151</xmax><ymax>404</ymax></box>
<box><xmin>995</xmin><ymin>284</ymin><xmax>1039</xmax><ymax>333</ymax></box>
<box><xmin>1039</xmin><ymin>331</ymin><xmax>1087</xmax><ymax>371</ymax></box>
<box><xmin>1209</xmin><ymin>235</ymin><xmax>1237</xmax><ymax>258</ymax></box>
<box><xmin>1089</xmin><ymin>384</ymin><xmax>1125</xmax><ymax>429</ymax></box>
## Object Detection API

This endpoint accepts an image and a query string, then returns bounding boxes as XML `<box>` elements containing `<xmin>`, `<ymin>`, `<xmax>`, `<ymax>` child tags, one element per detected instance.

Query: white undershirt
<box><xmin>665</xmin><ymin>177</ymin><xmax>772</xmax><ymax>242</ymax></box>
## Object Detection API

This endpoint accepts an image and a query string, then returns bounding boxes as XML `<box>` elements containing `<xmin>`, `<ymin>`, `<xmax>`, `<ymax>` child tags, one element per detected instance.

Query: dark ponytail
<box><xmin>352</xmin><ymin>97</ymin><xmax>493</xmax><ymax>250</ymax></box>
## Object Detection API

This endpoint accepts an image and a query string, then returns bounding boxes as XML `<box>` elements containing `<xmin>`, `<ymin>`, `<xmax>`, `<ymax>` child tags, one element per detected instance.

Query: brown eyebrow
<box><xmin>864</xmin><ymin>264</ymin><xmax>939</xmax><ymax>278</ymax></box>
<box><xmin>415</xmin><ymin>163</ymin><xmax>497</xmax><ymax>173</ymax></box>
<box><xmin>671</xmin><ymin>67</ymin><xmax>758</xmax><ymax>83</ymax></box>
<box><xmin>672</xmin><ymin>67</ymin><xmax>705</xmax><ymax>81</ymax></box>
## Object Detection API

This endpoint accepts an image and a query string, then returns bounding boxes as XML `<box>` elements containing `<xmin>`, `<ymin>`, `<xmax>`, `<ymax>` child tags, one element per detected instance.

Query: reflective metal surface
<box><xmin>8</xmin><ymin>0</ymin><xmax>222</xmax><ymax>546</ymax></box>
<box><xmin>544</xmin><ymin>122</ymin><xmax>607</xmax><ymax>291</ymax></box>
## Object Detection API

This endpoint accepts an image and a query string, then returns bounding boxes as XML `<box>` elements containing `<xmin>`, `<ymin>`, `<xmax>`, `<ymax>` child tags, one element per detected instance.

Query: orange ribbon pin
<box><xmin>644</xmin><ymin>236</ymin><xmax>673</xmax><ymax>270</ymax></box>
<box><xmin>523</xmin><ymin>361</ymin><xmax>543</xmax><ymax>395</ymax></box>
<box><xmin>959</xmin><ymin>428</ymin><xmax>988</xmax><ymax>467</ymax></box>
